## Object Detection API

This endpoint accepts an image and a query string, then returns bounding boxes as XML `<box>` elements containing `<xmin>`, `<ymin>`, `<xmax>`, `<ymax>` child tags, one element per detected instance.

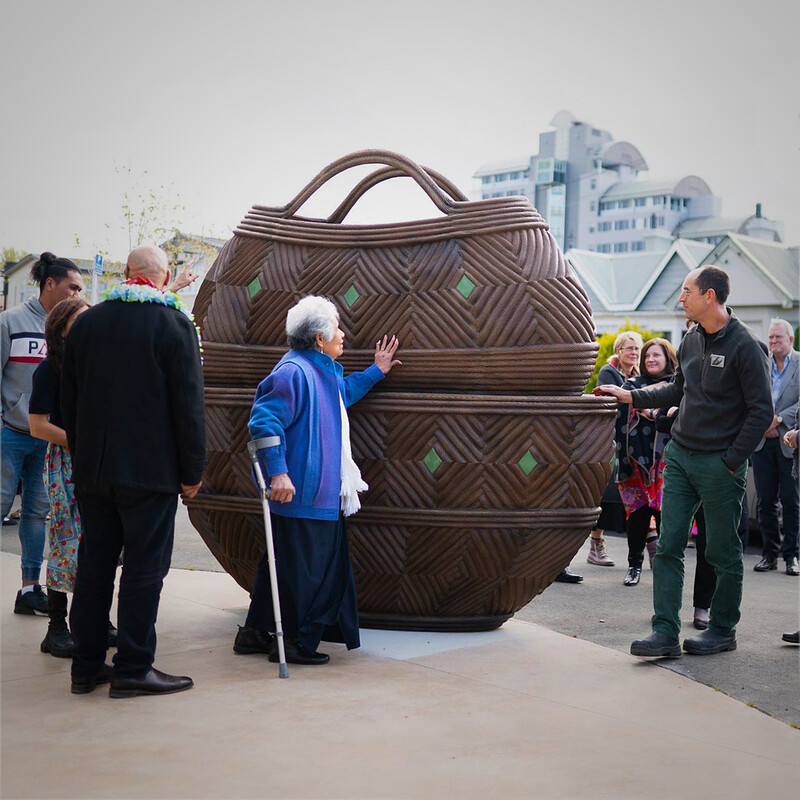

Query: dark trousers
<box><xmin>692</xmin><ymin>507</ymin><xmax>716</xmax><ymax>610</ymax></box>
<box><xmin>70</xmin><ymin>486</ymin><xmax>177</xmax><ymax>678</ymax></box>
<box><xmin>626</xmin><ymin>505</ymin><xmax>660</xmax><ymax>568</ymax></box>
<box><xmin>245</xmin><ymin>514</ymin><xmax>360</xmax><ymax>653</ymax></box>
<box><xmin>653</xmin><ymin>441</ymin><xmax>747</xmax><ymax>638</ymax></box>
<box><xmin>752</xmin><ymin>438</ymin><xmax>800</xmax><ymax>560</ymax></box>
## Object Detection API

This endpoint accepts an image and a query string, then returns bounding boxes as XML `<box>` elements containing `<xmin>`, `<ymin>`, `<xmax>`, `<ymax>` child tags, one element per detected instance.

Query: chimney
<box><xmin>755</xmin><ymin>202</ymin><xmax>762</xmax><ymax>218</ymax></box>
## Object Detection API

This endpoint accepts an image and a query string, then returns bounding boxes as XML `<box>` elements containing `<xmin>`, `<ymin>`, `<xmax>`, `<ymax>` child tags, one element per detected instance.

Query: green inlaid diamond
<box><xmin>423</xmin><ymin>447</ymin><xmax>443</xmax><ymax>474</ymax></box>
<box><xmin>518</xmin><ymin>450</ymin><xmax>538</xmax><ymax>476</ymax></box>
<box><xmin>247</xmin><ymin>276</ymin><xmax>263</xmax><ymax>299</ymax></box>
<box><xmin>456</xmin><ymin>274</ymin><xmax>476</xmax><ymax>299</ymax></box>
<box><xmin>343</xmin><ymin>284</ymin><xmax>360</xmax><ymax>307</ymax></box>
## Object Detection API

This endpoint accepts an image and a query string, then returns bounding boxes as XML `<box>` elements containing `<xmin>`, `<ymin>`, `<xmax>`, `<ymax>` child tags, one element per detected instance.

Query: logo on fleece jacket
<box><xmin>8</xmin><ymin>332</ymin><xmax>47</xmax><ymax>363</ymax></box>
<box><xmin>709</xmin><ymin>354</ymin><xmax>726</xmax><ymax>368</ymax></box>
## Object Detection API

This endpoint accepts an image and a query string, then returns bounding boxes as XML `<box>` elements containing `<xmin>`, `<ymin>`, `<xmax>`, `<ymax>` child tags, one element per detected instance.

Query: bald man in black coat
<box><xmin>62</xmin><ymin>245</ymin><xmax>206</xmax><ymax>697</ymax></box>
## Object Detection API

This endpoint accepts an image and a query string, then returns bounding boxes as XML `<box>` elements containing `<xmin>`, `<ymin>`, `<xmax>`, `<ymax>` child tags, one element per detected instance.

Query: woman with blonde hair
<box><xmin>585</xmin><ymin>331</ymin><xmax>644</xmax><ymax>570</ymax></box>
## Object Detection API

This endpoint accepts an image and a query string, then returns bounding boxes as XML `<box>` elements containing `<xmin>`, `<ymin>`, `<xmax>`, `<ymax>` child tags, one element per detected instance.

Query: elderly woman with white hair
<box><xmin>234</xmin><ymin>296</ymin><xmax>401</xmax><ymax>665</ymax></box>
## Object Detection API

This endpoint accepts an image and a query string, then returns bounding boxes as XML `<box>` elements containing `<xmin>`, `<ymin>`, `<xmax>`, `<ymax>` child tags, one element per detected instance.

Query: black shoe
<box><xmin>40</xmin><ymin>624</ymin><xmax>74</xmax><ymax>658</ymax></box>
<box><xmin>781</xmin><ymin>630</ymin><xmax>799</xmax><ymax>644</ymax></box>
<box><xmin>109</xmin><ymin>667</ymin><xmax>194</xmax><ymax>698</ymax></box>
<box><xmin>683</xmin><ymin>628</ymin><xmax>737</xmax><ymax>655</ymax></box>
<box><xmin>107</xmin><ymin>621</ymin><xmax>118</xmax><ymax>648</ymax></box>
<box><xmin>785</xmin><ymin>557</ymin><xmax>799</xmax><ymax>576</ymax></box>
<box><xmin>630</xmin><ymin>631</ymin><xmax>681</xmax><ymax>658</ymax></box>
<box><xmin>269</xmin><ymin>640</ymin><xmax>330</xmax><ymax>665</ymax></box>
<box><xmin>2</xmin><ymin>516</ymin><xmax>18</xmax><ymax>526</ymax></box>
<box><xmin>754</xmin><ymin>556</ymin><xmax>778</xmax><ymax>572</ymax></box>
<box><xmin>692</xmin><ymin>612</ymin><xmax>709</xmax><ymax>631</ymax></box>
<box><xmin>233</xmin><ymin>625</ymin><xmax>274</xmax><ymax>655</ymax></box>
<box><xmin>554</xmin><ymin>567</ymin><xmax>583</xmax><ymax>584</ymax></box>
<box><xmin>14</xmin><ymin>585</ymin><xmax>48</xmax><ymax>615</ymax></box>
<box><xmin>71</xmin><ymin>664</ymin><xmax>113</xmax><ymax>695</ymax></box>
<box><xmin>623</xmin><ymin>567</ymin><xmax>641</xmax><ymax>586</ymax></box>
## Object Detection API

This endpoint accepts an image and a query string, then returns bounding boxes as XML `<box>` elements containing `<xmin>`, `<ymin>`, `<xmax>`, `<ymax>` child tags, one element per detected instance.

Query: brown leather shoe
<box><xmin>71</xmin><ymin>664</ymin><xmax>113</xmax><ymax>695</ymax></box>
<box><xmin>109</xmin><ymin>667</ymin><xmax>193</xmax><ymax>698</ymax></box>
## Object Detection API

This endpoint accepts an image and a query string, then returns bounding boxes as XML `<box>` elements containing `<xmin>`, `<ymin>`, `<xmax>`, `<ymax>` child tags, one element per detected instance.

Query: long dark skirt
<box><xmin>245</xmin><ymin>513</ymin><xmax>360</xmax><ymax>653</ymax></box>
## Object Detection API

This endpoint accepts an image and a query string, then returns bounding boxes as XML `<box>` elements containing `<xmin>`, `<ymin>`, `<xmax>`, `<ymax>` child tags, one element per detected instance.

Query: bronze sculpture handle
<box><xmin>325</xmin><ymin>165</ymin><xmax>468</xmax><ymax>224</ymax></box>
<box><xmin>281</xmin><ymin>149</ymin><xmax>463</xmax><ymax>219</ymax></box>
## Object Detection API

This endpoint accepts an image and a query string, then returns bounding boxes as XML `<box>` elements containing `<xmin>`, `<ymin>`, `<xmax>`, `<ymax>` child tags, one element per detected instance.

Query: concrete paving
<box><xmin>517</xmin><ymin>532</ymin><xmax>800</xmax><ymax>726</ymax></box>
<box><xmin>2</xmin><ymin>549</ymin><xmax>799</xmax><ymax>800</ymax></box>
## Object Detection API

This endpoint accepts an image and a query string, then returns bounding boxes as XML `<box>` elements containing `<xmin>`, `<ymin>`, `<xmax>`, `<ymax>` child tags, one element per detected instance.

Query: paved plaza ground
<box><xmin>2</xmin><ymin>502</ymin><xmax>799</xmax><ymax>798</ymax></box>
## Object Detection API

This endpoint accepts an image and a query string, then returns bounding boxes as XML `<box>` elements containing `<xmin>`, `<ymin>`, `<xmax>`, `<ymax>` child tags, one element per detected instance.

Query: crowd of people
<box><xmin>1</xmin><ymin>252</ymin><xmax>797</xmax><ymax>700</ymax></box>
<box><xmin>593</xmin><ymin>267</ymin><xmax>799</xmax><ymax>654</ymax></box>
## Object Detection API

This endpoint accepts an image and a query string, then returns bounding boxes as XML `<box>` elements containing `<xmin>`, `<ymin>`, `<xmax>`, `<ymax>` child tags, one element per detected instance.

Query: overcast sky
<box><xmin>2</xmin><ymin>0</ymin><xmax>798</xmax><ymax>262</ymax></box>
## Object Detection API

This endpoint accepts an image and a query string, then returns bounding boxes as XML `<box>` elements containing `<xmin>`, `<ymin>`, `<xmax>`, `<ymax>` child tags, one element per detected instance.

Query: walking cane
<box><xmin>247</xmin><ymin>437</ymin><xmax>289</xmax><ymax>678</ymax></box>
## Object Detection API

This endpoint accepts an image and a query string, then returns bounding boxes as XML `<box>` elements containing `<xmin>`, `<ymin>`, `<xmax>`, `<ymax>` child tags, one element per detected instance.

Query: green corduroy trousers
<box><xmin>652</xmin><ymin>440</ymin><xmax>748</xmax><ymax>639</ymax></box>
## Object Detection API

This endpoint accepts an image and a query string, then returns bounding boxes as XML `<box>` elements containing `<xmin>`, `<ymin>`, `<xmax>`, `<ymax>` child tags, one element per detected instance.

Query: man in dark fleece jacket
<box><xmin>596</xmin><ymin>266</ymin><xmax>772</xmax><ymax>657</ymax></box>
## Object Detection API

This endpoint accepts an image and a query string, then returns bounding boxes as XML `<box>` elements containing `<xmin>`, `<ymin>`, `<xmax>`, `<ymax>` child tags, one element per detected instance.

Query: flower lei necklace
<box><xmin>103</xmin><ymin>277</ymin><xmax>203</xmax><ymax>355</ymax></box>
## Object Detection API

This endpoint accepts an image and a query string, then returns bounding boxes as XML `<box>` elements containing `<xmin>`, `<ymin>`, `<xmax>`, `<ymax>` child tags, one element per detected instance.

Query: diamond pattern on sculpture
<box><xmin>518</xmin><ymin>450</ymin><xmax>538</xmax><ymax>476</ymax></box>
<box><xmin>247</xmin><ymin>276</ymin><xmax>263</xmax><ymax>299</ymax></box>
<box><xmin>423</xmin><ymin>447</ymin><xmax>443</xmax><ymax>474</ymax></box>
<box><xmin>456</xmin><ymin>274</ymin><xmax>476</xmax><ymax>299</ymax></box>
<box><xmin>343</xmin><ymin>284</ymin><xmax>360</xmax><ymax>307</ymax></box>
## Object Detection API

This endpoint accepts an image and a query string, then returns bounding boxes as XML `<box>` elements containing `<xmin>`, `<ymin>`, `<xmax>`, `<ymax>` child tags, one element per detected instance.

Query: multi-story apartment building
<box><xmin>473</xmin><ymin>110</ymin><xmax>782</xmax><ymax>252</ymax></box>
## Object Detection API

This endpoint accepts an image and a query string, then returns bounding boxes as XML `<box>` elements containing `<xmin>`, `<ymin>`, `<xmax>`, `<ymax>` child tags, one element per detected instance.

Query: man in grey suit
<box><xmin>752</xmin><ymin>318</ymin><xmax>799</xmax><ymax>576</ymax></box>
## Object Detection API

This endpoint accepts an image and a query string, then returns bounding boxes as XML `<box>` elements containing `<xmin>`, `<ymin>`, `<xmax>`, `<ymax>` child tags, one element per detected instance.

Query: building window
<box><xmin>598</xmin><ymin>221</ymin><xmax>612</xmax><ymax>232</ymax></box>
<box><xmin>619</xmin><ymin>199</ymin><xmax>631</xmax><ymax>208</ymax></box>
<box><xmin>651</xmin><ymin>196</ymin><xmax>662</xmax><ymax>205</ymax></box>
<box><xmin>589</xmin><ymin>201</ymin><xmax>596</xmax><ymax>211</ymax></box>
<box><xmin>614</xmin><ymin>220</ymin><xmax>629</xmax><ymax>230</ymax></box>
<box><xmin>659</xmin><ymin>215</ymin><xmax>665</xmax><ymax>226</ymax></box>
<box><xmin>634</xmin><ymin>198</ymin><xmax>646</xmax><ymax>207</ymax></box>
<box><xmin>589</xmin><ymin>226</ymin><xmax>595</xmax><ymax>233</ymax></box>
<box><xmin>597</xmin><ymin>244</ymin><xmax>611</xmax><ymax>253</ymax></box>
<box><xmin>590</xmin><ymin>179</ymin><xmax>596</xmax><ymax>190</ymax></box>
<box><xmin>509</xmin><ymin>172</ymin><xmax>520</xmax><ymax>180</ymax></box>
<box><xmin>495</xmin><ymin>173</ymin><xmax>508</xmax><ymax>183</ymax></box>
<box><xmin>613</xmin><ymin>242</ymin><xmax>629</xmax><ymax>253</ymax></box>
<box><xmin>506</xmin><ymin>191</ymin><xmax>516</xmax><ymax>196</ymax></box>
<box><xmin>481</xmin><ymin>176</ymin><xmax>492</xmax><ymax>185</ymax></box>
<box><xmin>599</xmin><ymin>201</ymin><xmax>615</xmax><ymax>212</ymax></box>
<box><xmin>631</xmin><ymin>241</ymin><xmax>645</xmax><ymax>251</ymax></box>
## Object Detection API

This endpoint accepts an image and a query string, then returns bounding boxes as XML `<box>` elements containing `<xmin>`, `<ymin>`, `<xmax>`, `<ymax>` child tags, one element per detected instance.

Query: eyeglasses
<box><xmin>619</xmin><ymin>346</ymin><xmax>640</xmax><ymax>353</ymax></box>
<box><xmin>679</xmin><ymin>287</ymin><xmax>706</xmax><ymax>296</ymax></box>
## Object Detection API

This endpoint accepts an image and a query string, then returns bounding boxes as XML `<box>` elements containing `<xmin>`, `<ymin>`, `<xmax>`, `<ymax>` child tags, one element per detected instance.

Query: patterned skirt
<box><xmin>42</xmin><ymin>444</ymin><xmax>82</xmax><ymax>592</ymax></box>
<box><xmin>617</xmin><ymin>467</ymin><xmax>664</xmax><ymax>518</ymax></box>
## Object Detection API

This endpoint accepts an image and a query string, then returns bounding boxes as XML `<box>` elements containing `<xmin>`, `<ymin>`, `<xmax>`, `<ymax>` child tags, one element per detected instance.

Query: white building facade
<box><xmin>473</xmin><ymin>110</ymin><xmax>782</xmax><ymax>253</ymax></box>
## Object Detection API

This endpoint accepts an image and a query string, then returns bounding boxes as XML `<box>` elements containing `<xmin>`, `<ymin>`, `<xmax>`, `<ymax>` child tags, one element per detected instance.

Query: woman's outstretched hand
<box><xmin>374</xmin><ymin>335</ymin><xmax>402</xmax><ymax>375</ymax></box>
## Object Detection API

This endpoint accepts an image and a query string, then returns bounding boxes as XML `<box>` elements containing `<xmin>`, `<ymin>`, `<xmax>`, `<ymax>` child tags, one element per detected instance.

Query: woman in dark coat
<box><xmin>587</xmin><ymin>331</ymin><xmax>644</xmax><ymax>568</ymax></box>
<box><xmin>614</xmin><ymin>337</ymin><xmax>677</xmax><ymax>586</ymax></box>
<box><xmin>234</xmin><ymin>296</ymin><xmax>401</xmax><ymax>665</ymax></box>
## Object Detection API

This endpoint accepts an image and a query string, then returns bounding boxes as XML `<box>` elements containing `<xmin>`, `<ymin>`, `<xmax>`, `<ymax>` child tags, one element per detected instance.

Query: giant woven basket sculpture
<box><xmin>186</xmin><ymin>150</ymin><xmax>616</xmax><ymax>631</ymax></box>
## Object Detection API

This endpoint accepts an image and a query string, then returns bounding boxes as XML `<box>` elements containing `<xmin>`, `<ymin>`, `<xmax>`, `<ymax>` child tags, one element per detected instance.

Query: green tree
<box><xmin>74</xmin><ymin>163</ymin><xmax>186</xmax><ymax>263</ymax></box>
<box><xmin>585</xmin><ymin>318</ymin><xmax>666</xmax><ymax>393</ymax></box>
<box><xmin>2</xmin><ymin>246</ymin><xmax>27</xmax><ymax>266</ymax></box>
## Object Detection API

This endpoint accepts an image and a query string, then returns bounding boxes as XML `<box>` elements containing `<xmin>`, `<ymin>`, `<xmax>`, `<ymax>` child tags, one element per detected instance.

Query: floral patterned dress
<box><xmin>43</xmin><ymin>443</ymin><xmax>81</xmax><ymax>592</ymax></box>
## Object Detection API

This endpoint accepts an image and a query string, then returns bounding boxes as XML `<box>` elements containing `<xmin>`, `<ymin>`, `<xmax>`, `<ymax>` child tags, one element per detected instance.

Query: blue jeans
<box><xmin>1</xmin><ymin>425</ymin><xmax>49</xmax><ymax>582</ymax></box>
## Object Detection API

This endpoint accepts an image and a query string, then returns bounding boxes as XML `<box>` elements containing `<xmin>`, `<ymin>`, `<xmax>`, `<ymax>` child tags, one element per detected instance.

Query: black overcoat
<box><xmin>61</xmin><ymin>298</ymin><xmax>206</xmax><ymax>493</ymax></box>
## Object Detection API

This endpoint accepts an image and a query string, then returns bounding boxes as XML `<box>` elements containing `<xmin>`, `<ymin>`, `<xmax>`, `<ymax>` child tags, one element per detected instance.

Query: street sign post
<box><xmin>90</xmin><ymin>254</ymin><xmax>103</xmax><ymax>304</ymax></box>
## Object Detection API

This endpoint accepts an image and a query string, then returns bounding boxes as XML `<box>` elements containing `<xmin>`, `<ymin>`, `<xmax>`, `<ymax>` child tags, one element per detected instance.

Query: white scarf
<box><xmin>339</xmin><ymin>392</ymin><xmax>368</xmax><ymax>516</ymax></box>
